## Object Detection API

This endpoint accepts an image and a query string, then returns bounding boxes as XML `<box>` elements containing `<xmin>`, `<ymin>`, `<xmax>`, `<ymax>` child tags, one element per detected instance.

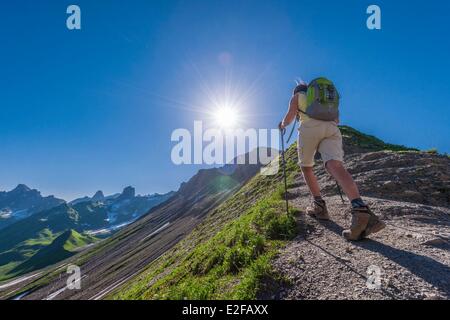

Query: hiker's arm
<box><xmin>279</xmin><ymin>95</ymin><xmax>298</xmax><ymax>129</ymax></box>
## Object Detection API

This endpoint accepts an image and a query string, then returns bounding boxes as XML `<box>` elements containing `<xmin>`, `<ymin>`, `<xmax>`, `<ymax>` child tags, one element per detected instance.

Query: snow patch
<box><xmin>86</xmin><ymin>219</ymin><xmax>135</xmax><ymax>236</ymax></box>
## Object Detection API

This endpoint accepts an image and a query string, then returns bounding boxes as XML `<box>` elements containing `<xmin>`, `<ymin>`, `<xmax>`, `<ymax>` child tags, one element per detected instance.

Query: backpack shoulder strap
<box><xmin>296</xmin><ymin>92</ymin><xmax>308</xmax><ymax>116</ymax></box>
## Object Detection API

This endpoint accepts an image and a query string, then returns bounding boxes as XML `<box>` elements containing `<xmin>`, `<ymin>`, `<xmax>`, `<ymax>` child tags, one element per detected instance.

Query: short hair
<box><xmin>293</xmin><ymin>82</ymin><xmax>308</xmax><ymax>95</ymax></box>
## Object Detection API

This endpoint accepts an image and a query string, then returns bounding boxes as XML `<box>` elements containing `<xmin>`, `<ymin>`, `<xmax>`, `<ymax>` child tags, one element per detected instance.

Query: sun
<box><xmin>213</xmin><ymin>105</ymin><xmax>240</xmax><ymax>129</ymax></box>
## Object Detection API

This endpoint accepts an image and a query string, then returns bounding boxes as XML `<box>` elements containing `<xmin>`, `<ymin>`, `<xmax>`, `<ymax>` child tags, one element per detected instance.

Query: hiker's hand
<box><xmin>278</xmin><ymin>122</ymin><xmax>287</xmax><ymax>136</ymax></box>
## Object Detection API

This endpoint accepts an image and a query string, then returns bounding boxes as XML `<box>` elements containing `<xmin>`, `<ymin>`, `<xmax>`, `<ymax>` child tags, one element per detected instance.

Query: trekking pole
<box><xmin>280</xmin><ymin>128</ymin><xmax>289</xmax><ymax>215</ymax></box>
<box><xmin>326</xmin><ymin>168</ymin><xmax>346</xmax><ymax>204</ymax></box>
<box><xmin>286</xmin><ymin>119</ymin><xmax>298</xmax><ymax>144</ymax></box>
<box><xmin>336</xmin><ymin>181</ymin><xmax>346</xmax><ymax>204</ymax></box>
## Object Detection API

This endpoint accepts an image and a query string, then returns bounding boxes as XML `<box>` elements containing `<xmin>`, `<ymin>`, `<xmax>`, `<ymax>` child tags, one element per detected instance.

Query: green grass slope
<box><xmin>339</xmin><ymin>126</ymin><xmax>418</xmax><ymax>152</ymax></box>
<box><xmin>0</xmin><ymin>228</ymin><xmax>58</xmax><ymax>281</ymax></box>
<box><xmin>0</xmin><ymin>204</ymin><xmax>79</xmax><ymax>254</ymax></box>
<box><xmin>113</xmin><ymin>145</ymin><xmax>301</xmax><ymax>300</ymax></box>
<box><xmin>0</xmin><ymin>229</ymin><xmax>97</xmax><ymax>281</ymax></box>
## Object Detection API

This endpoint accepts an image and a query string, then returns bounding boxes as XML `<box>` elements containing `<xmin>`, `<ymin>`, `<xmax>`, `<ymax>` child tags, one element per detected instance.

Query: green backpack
<box><xmin>303</xmin><ymin>77</ymin><xmax>340</xmax><ymax>121</ymax></box>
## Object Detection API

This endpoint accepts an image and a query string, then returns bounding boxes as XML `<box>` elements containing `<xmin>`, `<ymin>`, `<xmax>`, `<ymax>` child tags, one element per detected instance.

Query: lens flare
<box><xmin>213</xmin><ymin>105</ymin><xmax>239</xmax><ymax>128</ymax></box>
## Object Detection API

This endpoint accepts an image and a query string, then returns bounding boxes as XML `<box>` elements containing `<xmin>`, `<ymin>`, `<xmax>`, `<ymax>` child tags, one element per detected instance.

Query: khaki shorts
<box><xmin>297</xmin><ymin>119</ymin><xmax>344</xmax><ymax>167</ymax></box>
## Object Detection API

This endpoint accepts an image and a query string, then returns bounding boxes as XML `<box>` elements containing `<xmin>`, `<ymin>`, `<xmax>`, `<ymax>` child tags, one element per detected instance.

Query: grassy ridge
<box><xmin>115</xmin><ymin>193</ymin><xmax>298</xmax><ymax>300</ymax></box>
<box><xmin>339</xmin><ymin>126</ymin><xmax>418</xmax><ymax>152</ymax></box>
<box><xmin>0</xmin><ymin>229</ymin><xmax>97</xmax><ymax>281</ymax></box>
<box><xmin>10</xmin><ymin>230</ymin><xmax>97</xmax><ymax>276</ymax></box>
<box><xmin>0</xmin><ymin>228</ymin><xmax>58</xmax><ymax>281</ymax></box>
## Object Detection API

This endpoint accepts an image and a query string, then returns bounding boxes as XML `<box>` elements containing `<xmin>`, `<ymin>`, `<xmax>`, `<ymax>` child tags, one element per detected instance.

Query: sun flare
<box><xmin>213</xmin><ymin>105</ymin><xmax>240</xmax><ymax>129</ymax></box>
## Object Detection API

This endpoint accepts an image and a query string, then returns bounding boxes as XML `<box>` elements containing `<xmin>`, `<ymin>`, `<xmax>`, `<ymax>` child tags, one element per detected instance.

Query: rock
<box><xmin>382</xmin><ymin>181</ymin><xmax>396</xmax><ymax>190</ymax></box>
<box><xmin>423</xmin><ymin>293</ymin><xmax>443</xmax><ymax>300</ymax></box>
<box><xmin>421</xmin><ymin>238</ymin><xmax>448</xmax><ymax>246</ymax></box>
<box><xmin>402</xmin><ymin>191</ymin><xmax>424</xmax><ymax>202</ymax></box>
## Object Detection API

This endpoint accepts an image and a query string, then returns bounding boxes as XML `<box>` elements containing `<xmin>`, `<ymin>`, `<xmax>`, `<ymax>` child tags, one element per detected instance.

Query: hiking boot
<box><xmin>342</xmin><ymin>206</ymin><xmax>371</xmax><ymax>241</ymax></box>
<box><xmin>306</xmin><ymin>200</ymin><xmax>330</xmax><ymax>221</ymax></box>
<box><xmin>361</xmin><ymin>210</ymin><xmax>386</xmax><ymax>238</ymax></box>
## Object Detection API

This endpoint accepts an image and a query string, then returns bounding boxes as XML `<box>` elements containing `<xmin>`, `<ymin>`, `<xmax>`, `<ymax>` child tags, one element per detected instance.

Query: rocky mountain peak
<box><xmin>119</xmin><ymin>186</ymin><xmax>136</xmax><ymax>200</ymax></box>
<box><xmin>91</xmin><ymin>190</ymin><xmax>105</xmax><ymax>202</ymax></box>
<box><xmin>12</xmin><ymin>184</ymin><xmax>32</xmax><ymax>193</ymax></box>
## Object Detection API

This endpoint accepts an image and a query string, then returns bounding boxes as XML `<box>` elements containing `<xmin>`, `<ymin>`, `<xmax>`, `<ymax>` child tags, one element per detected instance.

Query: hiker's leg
<box><xmin>325</xmin><ymin>160</ymin><xmax>360</xmax><ymax>201</ymax></box>
<box><xmin>318</xmin><ymin>124</ymin><xmax>361</xmax><ymax>201</ymax></box>
<box><xmin>327</xmin><ymin>160</ymin><xmax>386</xmax><ymax>238</ymax></box>
<box><xmin>319</xmin><ymin>124</ymin><xmax>385</xmax><ymax>239</ymax></box>
<box><xmin>298</xmin><ymin>121</ymin><xmax>329</xmax><ymax>220</ymax></box>
<box><xmin>297</xmin><ymin>120</ymin><xmax>322</xmax><ymax>197</ymax></box>
<box><xmin>302</xmin><ymin>166</ymin><xmax>330</xmax><ymax>220</ymax></box>
<box><xmin>301</xmin><ymin>166</ymin><xmax>321</xmax><ymax>197</ymax></box>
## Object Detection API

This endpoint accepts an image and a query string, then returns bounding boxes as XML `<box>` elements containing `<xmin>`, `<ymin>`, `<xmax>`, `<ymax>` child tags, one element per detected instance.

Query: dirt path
<box><xmin>272</xmin><ymin>194</ymin><xmax>450</xmax><ymax>300</ymax></box>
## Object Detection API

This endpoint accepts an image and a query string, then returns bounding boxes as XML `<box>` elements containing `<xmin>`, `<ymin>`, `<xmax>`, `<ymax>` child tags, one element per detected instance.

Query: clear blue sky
<box><xmin>1</xmin><ymin>0</ymin><xmax>449</xmax><ymax>200</ymax></box>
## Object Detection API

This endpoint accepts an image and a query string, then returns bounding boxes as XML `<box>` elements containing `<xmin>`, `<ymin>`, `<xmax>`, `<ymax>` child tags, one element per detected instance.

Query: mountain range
<box><xmin>0</xmin><ymin>185</ymin><xmax>65</xmax><ymax>230</ymax></box>
<box><xmin>0</xmin><ymin>153</ymin><xmax>264</xmax><ymax>298</ymax></box>
<box><xmin>0</xmin><ymin>185</ymin><xmax>175</xmax><ymax>281</ymax></box>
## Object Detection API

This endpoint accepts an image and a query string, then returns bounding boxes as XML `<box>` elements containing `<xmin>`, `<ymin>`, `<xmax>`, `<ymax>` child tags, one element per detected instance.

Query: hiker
<box><xmin>278</xmin><ymin>78</ymin><xmax>385</xmax><ymax>241</ymax></box>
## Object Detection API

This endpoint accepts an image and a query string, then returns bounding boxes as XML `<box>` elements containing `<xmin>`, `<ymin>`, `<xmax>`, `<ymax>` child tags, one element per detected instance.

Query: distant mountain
<box><xmin>71</xmin><ymin>187</ymin><xmax>176</xmax><ymax>229</ymax></box>
<box><xmin>0</xmin><ymin>187</ymin><xmax>175</xmax><ymax>281</ymax></box>
<box><xmin>116</xmin><ymin>186</ymin><xmax>135</xmax><ymax>201</ymax></box>
<box><xmin>91</xmin><ymin>190</ymin><xmax>105</xmax><ymax>202</ymax></box>
<box><xmin>0</xmin><ymin>184</ymin><xmax>65</xmax><ymax>230</ymax></box>
<box><xmin>70</xmin><ymin>190</ymin><xmax>105</xmax><ymax>205</ymax></box>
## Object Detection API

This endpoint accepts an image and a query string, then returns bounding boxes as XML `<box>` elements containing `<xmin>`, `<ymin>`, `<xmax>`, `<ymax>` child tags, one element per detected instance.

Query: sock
<box><xmin>351</xmin><ymin>198</ymin><xmax>366</xmax><ymax>209</ymax></box>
